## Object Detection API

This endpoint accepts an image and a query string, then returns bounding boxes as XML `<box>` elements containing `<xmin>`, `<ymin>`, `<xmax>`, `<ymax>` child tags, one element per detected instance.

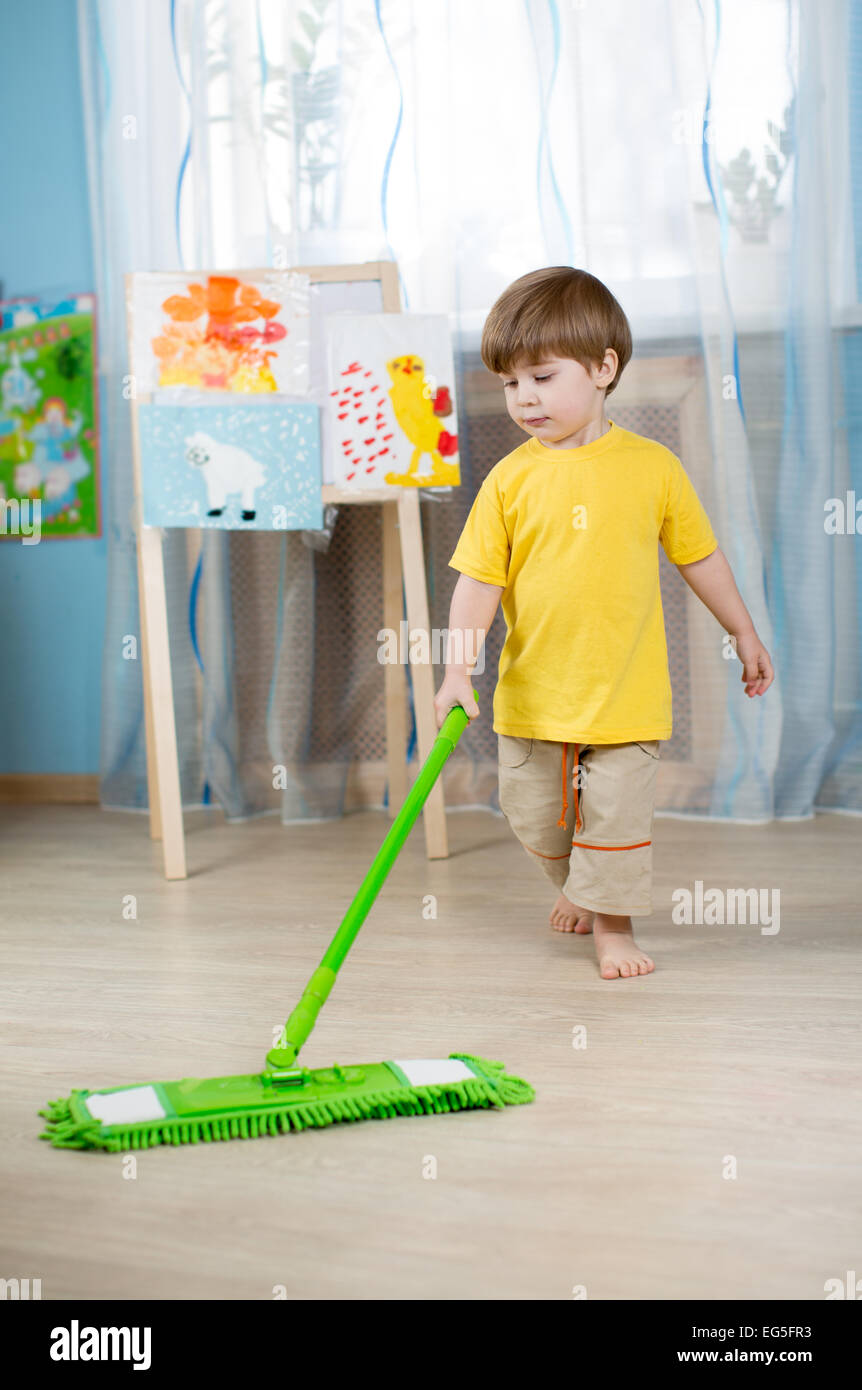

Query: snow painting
<box><xmin>138</xmin><ymin>403</ymin><xmax>322</xmax><ymax>531</ymax></box>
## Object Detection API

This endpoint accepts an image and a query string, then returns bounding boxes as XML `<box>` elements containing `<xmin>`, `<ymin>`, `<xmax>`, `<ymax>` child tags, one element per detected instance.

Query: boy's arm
<box><xmin>676</xmin><ymin>546</ymin><xmax>774</xmax><ymax>697</ymax></box>
<box><xmin>434</xmin><ymin>573</ymin><xmax>504</xmax><ymax>726</ymax></box>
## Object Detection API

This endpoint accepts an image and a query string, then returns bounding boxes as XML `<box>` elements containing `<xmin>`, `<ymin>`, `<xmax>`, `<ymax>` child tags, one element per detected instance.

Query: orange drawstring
<box><xmin>557</xmin><ymin>742</ymin><xmax>584</xmax><ymax>830</ymax></box>
<box><xmin>556</xmin><ymin>743</ymin><xmax>569</xmax><ymax>826</ymax></box>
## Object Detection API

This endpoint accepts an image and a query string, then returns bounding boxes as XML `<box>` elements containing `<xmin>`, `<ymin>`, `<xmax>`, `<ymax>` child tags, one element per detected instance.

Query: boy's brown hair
<box><xmin>481</xmin><ymin>266</ymin><xmax>633</xmax><ymax>396</ymax></box>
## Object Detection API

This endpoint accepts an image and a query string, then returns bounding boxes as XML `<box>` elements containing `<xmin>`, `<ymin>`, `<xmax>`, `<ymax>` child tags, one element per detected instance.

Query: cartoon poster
<box><xmin>323</xmin><ymin>313</ymin><xmax>460</xmax><ymax>489</ymax></box>
<box><xmin>138</xmin><ymin>402</ymin><xmax>322</xmax><ymax>531</ymax></box>
<box><xmin>0</xmin><ymin>295</ymin><xmax>100</xmax><ymax>539</ymax></box>
<box><xmin>129</xmin><ymin>271</ymin><xmax>311</xmax><ymax>396</ymax></box>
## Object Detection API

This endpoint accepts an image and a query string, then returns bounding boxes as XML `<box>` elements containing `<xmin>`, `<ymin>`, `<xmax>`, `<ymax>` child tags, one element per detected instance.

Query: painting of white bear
<box><xmin>138</xmin><ymin>403</ymin><xmax>321</xmax><ymax>530</ymax></box>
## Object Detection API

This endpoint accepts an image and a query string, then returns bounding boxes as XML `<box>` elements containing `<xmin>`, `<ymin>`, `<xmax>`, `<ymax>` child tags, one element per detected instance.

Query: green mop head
<box><xmin>40</xmin><ymin>1054</ymin><xmax>534</xmax><ymax>1152</ymax></box>
<box><xmin>40</xmin><ymin>702</ymin><xmax>536</xmax><ymax>1155</ymax></box>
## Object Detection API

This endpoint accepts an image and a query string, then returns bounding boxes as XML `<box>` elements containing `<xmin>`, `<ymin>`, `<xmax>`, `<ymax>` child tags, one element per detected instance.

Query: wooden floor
<box><xmin>1</xmin><ymin>802</ymin><xmax>860</xmax><ymax>1301</ymax></box>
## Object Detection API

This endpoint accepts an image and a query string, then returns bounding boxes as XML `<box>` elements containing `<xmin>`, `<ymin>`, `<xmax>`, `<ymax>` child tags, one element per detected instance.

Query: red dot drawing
<box><xmin>331</xmin><ymin>356</ymin><xmax>415</xmax><ymax>483</ymax></box>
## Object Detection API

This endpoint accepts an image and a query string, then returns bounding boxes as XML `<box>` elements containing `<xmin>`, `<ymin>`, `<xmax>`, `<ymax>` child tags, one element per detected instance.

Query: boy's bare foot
<box><xmin>550</xmin><ymin>892</ymin><xmax>593</xmax><ymax>933</ymax></box>
<box><xmin>593</xmin><ymin>912</ymin><xmax>654</xmax><ymax>979</ymax></box>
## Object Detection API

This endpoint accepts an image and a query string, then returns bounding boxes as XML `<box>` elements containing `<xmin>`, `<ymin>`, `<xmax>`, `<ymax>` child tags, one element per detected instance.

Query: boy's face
<box><xmin>498</xmin><ymin>352</ymin><xmax>617</xmax><ymax>447</ymax></box>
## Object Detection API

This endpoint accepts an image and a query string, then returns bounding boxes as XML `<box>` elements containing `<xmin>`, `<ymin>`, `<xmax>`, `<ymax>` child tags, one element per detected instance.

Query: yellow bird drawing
<box><xmin>383</xmin><ymin>354</ymin><xmax>459</xmax><ymax>486</ymax></box>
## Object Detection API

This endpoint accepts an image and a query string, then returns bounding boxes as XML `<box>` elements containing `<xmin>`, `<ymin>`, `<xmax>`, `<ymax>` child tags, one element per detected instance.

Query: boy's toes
<box><xmin>631</xmin><ymin>958</ymin><xmax>653</xmax><ymax>975</ymax></box>
<box><xmin>549</xmin><ymin>893</ymin><xmax>590</xmax><ymax>932</ymax></box>
<box><xmin>596</xmin><ymin>943</ymin><xmax>655</xmax><ymax>980</ymax></box>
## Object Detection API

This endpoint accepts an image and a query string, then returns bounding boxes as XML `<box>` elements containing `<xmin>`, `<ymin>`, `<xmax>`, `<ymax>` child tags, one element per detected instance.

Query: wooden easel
<box><xmin>126</xmin><ymin>261</ymin><xmax>448</xmax><ymax>880</ymax></box>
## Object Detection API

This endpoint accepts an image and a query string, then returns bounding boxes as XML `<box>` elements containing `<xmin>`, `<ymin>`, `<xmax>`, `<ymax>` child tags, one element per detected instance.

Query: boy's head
<box><xmin>481</xmin><ymin>266</ymin><xmax>633</xmax><ymax>444</ymax></box>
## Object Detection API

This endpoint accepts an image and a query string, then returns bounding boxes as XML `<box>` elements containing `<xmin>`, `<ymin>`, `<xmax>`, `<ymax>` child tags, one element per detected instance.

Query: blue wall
<box><xmin>0</xmin><ymin>0</ymin><xmax>105</xmax><ymax>774</ymax></box>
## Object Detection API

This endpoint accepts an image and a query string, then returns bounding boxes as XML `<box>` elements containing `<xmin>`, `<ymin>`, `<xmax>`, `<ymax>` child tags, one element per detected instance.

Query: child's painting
<box><xmin>138</xmin><ymin>402</ymin><xmax>322</xmax><ymax>531</ymax></box>
<box><xmin>323</xmin><ymin>314</ymin><xmax>460</xmax><ymax>489</ymax></box>
<box><xmin>130</xmin><ymin>271</ymin><xmax>311</xmax><ymax>396</ymax></box>
<box><xmin>0</xmin><ymin>295</ymin><xmax>100</xmax><ymax>539</ymax></box>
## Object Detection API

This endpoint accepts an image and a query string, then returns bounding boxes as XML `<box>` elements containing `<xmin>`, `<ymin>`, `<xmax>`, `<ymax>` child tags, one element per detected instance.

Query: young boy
<box><xmin>434</xmin><ymin>266</ymin><xmax>774</xmax><ymax>981</ymax></box>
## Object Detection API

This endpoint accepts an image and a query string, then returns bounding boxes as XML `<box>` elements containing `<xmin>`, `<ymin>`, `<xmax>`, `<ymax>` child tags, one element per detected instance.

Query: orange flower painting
<box><xmin>131</xmin><ymin>270</ymin><xmax>311</xmax><ymax>396</ymax></box>
<box><xmin>152</xmin><ymin>276</ymin><xmax>288</xmax><ymax>392</ymax></box>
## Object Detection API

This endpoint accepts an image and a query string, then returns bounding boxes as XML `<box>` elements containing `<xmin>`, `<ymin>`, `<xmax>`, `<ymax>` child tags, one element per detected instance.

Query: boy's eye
<box><xmin>503</xmin><ymin>375</ymin><xmax>551</xmax><ymax>387</ymax></box>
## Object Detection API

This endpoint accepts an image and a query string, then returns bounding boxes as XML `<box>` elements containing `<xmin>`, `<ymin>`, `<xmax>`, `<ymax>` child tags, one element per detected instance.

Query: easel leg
<box><xmin>141</xmin><ymin>639</ymin><xmax>162</xmax><ymax>842</ymax></box>
<box><xmin>137</xmin><ymin>523</ymin><xmax>187</xmax><ymax>880</ymax></box>
<box><xmin>397</xmin><ymin>491</ymin><xmax>448</xmax><ymax>859</ymax></box>
<box><xmin>382</xmin><ymin>502</ymin><xmax>408</xmax><ymax>816</ymax></box>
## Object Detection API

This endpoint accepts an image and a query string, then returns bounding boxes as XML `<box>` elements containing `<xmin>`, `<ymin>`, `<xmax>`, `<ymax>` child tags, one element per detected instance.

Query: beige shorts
<box><xmin>497</xmin><ymin>735</ymin><xmax>661</xmax><ymax>917</ymax></box>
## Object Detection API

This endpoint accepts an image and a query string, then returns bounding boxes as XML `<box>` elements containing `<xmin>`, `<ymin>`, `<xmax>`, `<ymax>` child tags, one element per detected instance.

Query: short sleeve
<box><xmin>449</xmin><ymin>472</ymin><xmax>510</xmax><ymax>586</ymax></box>
<box><xmin>660</xmin><ymin>454</ymin><xmax>718</xmax><ymax>565</ymax></box>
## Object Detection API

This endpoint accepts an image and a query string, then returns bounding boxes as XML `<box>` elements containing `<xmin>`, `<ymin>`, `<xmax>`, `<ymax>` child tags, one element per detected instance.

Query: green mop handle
<box><xmin>266</xmin><ymin>696</ymin><xmax>477</xmax><ymax>1069</ymax></box>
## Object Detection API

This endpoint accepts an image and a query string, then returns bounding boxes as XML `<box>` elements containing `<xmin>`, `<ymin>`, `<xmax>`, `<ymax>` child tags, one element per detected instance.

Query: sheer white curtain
<box><xmin>79</xmin><ymin>0</ymin><xmax>862</xmax><ymax>823</ymax></box>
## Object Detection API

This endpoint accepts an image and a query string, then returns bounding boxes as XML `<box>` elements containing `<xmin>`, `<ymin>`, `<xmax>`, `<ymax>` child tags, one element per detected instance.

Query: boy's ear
<box><xmin>597</xmin><ymin>349</ymin><xmax>618</xmax><ymax>382</ymax></box>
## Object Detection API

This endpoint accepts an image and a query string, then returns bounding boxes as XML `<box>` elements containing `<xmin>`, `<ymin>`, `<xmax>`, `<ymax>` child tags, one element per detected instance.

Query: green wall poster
<box><xmin>0</xmin><ymin>294</ymin><xmax>101</xmax><ymax>541</ymax></box>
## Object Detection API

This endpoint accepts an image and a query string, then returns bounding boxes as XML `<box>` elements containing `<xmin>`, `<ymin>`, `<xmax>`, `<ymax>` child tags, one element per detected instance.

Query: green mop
<box><xmin>40</xmin><ymin>699</ymin><xmax>534</xmax><ymax>1151</ymax></box>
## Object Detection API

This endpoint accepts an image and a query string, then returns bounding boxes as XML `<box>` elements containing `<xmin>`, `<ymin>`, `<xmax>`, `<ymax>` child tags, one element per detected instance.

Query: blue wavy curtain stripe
<box><xmin>698</xmin><ymin>0</ymin><xmax>746</xmax><ymax>428</ymax></box>
<box><xmin>373</xmin><ymin>0</ymin><xmax>410</xmax><ymax>314</ymax></box>
<box><xmin>374</xmin><ymin>0</ymin><xmax>417</xmax><ymax>782</ymax></box>
<box><xmin>170</xmin><ymin>0</ymin><xmax>212</xmax><ymax>803</ymax></box>
<box><xmin>79</xmin><ymin>0</ymin><xmax>205</xmax><ymax>811</ymax></box>
<box><xmin>694</xmin><ymin>0</ymin><xmax>778</xmax><ymax>820</ymax></box>
<box><xmin>772</xmin><ymin>0</ymin><xmax>839</xmax><ymax>815</ymax></box>
<box><xmin>526</xmin><ymin>0</ymin><xmax>575</xmax><ymax>266</ymax></box>
<box><xmin>170</xmin><ymin>0</ymin><xmax>192</xmax><ymax>268</ymax></box>
<box><xmin>824</xmin><ymin>0</ymin><xmax>862</xmax><ymax>803</ymax></box>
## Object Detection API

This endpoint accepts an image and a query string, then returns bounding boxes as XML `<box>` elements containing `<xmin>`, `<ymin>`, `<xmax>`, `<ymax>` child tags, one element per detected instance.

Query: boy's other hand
<box><xmin>434</xmin><ymin>675</ymin><xmax>480</xmax><ymax>728</ymax></box>
<box><xmin>734</xmin><ymin>630</ymin><xmax>774</xmax><ymax>697</ymax></box>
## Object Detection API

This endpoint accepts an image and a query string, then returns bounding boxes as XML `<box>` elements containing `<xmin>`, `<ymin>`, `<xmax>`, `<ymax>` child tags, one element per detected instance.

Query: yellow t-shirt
<box><xmin>448</xmin><ymin>419</ymin><xmax>718</xmax><ymax>742</ymax></box>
